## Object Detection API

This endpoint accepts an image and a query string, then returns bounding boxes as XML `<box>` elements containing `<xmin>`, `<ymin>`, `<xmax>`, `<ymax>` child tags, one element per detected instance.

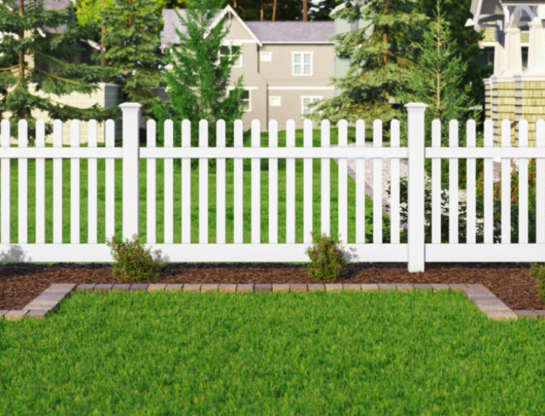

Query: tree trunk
<box><xmin>383</xmin><ymin>3</ymin><xmax>388</xmax><ymax>65</ymax></box>
<box><xmin>18</xmin><ymin>0</ymin><xmax>24</xmax><ymax>84</ymax></box>
<box><xmin>273</xmin><ymin>0</ymin><xmax>277</xmax><ymax>21</ymax></box>
<box><xmin>260</xmin><ymin>0</ymin><xmax>264</xmax><ymax>21</ymax></box>
<box><xmin>101</xmin><ymin>0</ymin><xmax>107</xmax><ymax>75</ymax></box>
<box><xmin>303</xmin><ymin>0</ymin><xmax>308</xmax><ymax>21</ymax></box>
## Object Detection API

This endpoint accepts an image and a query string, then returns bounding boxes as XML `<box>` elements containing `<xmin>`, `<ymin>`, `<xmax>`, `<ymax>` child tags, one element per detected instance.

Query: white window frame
<box><xmin>220</xmin><ymin>42</ymin><xmax>243</xmax><ymax>68</ymax></box>
<box><xmin>260</xmin><ymin>51</ymin><xmax>273</xmax><ymax>62</ymax></box>
<box><xmin>301</xmin><ymin>96</ymin><xmax>322</xmax><ymax>116</ymax></box>
<box><xmin>269</xmin><ymin>96</ymin><xmax>282</xmax><ymax>107</ymax></box>
<box><xmin>292</xmin><ymin>52</ymin><xmax>314</xmax><ymax>76</ymax></box>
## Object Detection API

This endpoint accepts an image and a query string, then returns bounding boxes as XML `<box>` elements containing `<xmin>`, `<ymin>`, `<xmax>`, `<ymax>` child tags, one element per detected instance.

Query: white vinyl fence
<box><xmin>1</xmin><ymin>102</ymin><xmax>544</xmax><ymax>272</ymax></box>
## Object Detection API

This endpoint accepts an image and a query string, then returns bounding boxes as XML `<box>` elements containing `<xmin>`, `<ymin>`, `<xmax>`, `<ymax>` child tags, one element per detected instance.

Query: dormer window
<box><xmin>292</xmin><ymin>52</ymin><xmax>313</xmax><ymax>76</ymax></box>
<box><xmin>220</xmin><ymin>45</ymin><xmax>242</xmax><ymax>68</ymax></box>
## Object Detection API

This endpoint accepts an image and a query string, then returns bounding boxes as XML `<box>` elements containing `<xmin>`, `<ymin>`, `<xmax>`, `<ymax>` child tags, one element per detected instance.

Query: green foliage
<box><xmin>155</xmin><ymin>0</ymin><xmax>244</xmax><ymax>147</ymax></box>
<box><xmin>98</xmin><ymin>0</ymin><xmax>164</xmax><ymax>116</ymax></box>
<box><xmin>107</xmin><ymin>234</ymin><xmax>164</xmax><ymax>281</ymax></box>
<box><xmin>476</xmin><ymin>160</ymin><xmax>538</xmax><ymax>243</ymax></box>
<box><xmin>399</xmin><ymin>0</ymin><xmax>478</xmax><ymax>141</ymax></box>
<box><xmin>0</xmin><ymin>0</ymin><xmax>111</xmax><ymax>140</ymax></box>
<box><xmin>310</xmin><ymin>0</ymin><xmax>428</xmax><ymax>123</ymax></box>
<box><xmin>416</xmin><ymin>0</ymin><xmax>489</xmax><ymax>113</ymax></box>
<box><xmin>530</xmin><ymin>263</ymin><xmax>545</xmax><ymax>304</ymax></box>
<box><xmin>305</xmin><ymin>233</ymin><xmax>347</xmax><ymax>281</ymax></box>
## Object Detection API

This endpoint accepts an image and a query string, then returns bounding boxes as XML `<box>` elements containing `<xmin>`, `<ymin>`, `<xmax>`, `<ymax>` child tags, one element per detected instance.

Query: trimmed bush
<box><xmin>107</xmin><ymin>234</ymin><xmax>164</xmax><ymax>282</ymax></box>
<box><xmin>305</xmin><ymin>233</ymin><xmax>347</xmax><ymax>281</ymax></box>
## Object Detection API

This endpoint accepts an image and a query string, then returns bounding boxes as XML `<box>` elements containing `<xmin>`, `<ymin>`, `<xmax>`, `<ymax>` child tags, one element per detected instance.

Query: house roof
<box><xmin>162</xmin><ymin>7</ymin><xmax>335</xmax><ymax>46</ymax></box>
<box><xmin>245</xmin><ymin>21</ymin><xmax>334</xmax><ymax>43</ymax></box>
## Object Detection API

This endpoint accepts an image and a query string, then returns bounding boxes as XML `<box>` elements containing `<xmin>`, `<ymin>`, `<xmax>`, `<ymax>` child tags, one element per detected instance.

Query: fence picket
<box><xmin>338</xmin><ymin>120</ymin><xmax>348</xmax><ymax>242</ymax></box>
<box><xmin>1</xmin><ymin>120</ymin><xmax>10</xmax><ymax>244</ymax></box>
<box><xmin>449</xmin><ymin>120</ymin><xmax>459</xmax><ymax>244</ymax></box>
<box><xmin>105</xmin><ymin>120</ymin><xmax>115</xmax><ymax>241</ymax></box>
<box><xmin>251</xmin><ymin>120</ymin><xmax>261</xmax><ymax>244</ymax></box>
<box><xmin>536</xmin><ymin>120</ymin><xmax>545</xmax><ymax>243</ymax></box>
<box><xmin>164</xmin><ymin>120</ymin><xmax>174</xmax><ymax>244</ymax></box>
<box><xmin>182</xmin><ymin>120</ymin><xmax>191</xmax><ymax>244</ymax></box>
<box><xmin>466</xmin><ymin>120</ymin><xmax>476</xmax><ymax>244</ymax></box>
<box><xmin>519</xmin><ymin>120</ymin><xmax>529</xmax><ymax>244</ymax></box>
<box><xmin>321</xmin><ymin>120</ymin><xmax>330</xmax><ymax>236</ymax></box>
<box><xmin>216</xmin><ymin>120</ymin><xmax>226</xmax><ymax>244</ymax></box>
<box><xmin>70</xmin><ymin>121</ymin><xmax>80</xmax><ymax>244</ymax></box>
<box><xmin>199</xmin><ymin>120</ymin><xmax>209</xmax><ymax>244</ymax></box>
<box><xmin>36</xmin><ymin>121</ymin><xmax>45</xmax><ymax>244</ymax></box>
<box><xmin>303</xmin><ymin>119</ymin><xmax>313</xmax><ymax>244</ymax></box>
<box><xmin>355</xmin><ymin>120</ymin><xmax>366</xmax><ymax>244</ymax></box>
<box><xmin>234</xmin><ymin>120</ymin><xmax>243</xmax><ymax>244</ymax></box>
<box><xmin>286</xmin><ymin>120</ymin><xmax>295</xmax><ymax>244</ymax></box>
<box><xmin>431</xmin><ymin>120</ymin><xmax>441</xmax><ymax>244</ymax></box>
<box><xmin>269</xmin><ymin>120</ymin><xmax>279</xmax><ymax>244</ymax></box>
<box><xmin>373</xmin><ymin>120</ymin><xmax>382</xmax><ymax>244</ymax></box>
<box><xmin>146</xmin><ymin>120</ymin><xmax>156</xmax><ymax>244</ymax></box>
<box><xmin>53</xmin><ymin>120</ymin><xmax>63</xmax><ymax>244</ymax></box>
<box><xmin>390</xmin><ymin>120</ymin><xmax>400</xmax><ymax>244</ymax></box>
<box><xmin>18</xmin><ymin>120</ymin><xmax>28</xmax><ymax>245</ymax></box>
<box><xmin>484</xmin><ymin>120</ymin><xmax>494</xmax><ymax>244</ymax></box>
<box><xmin>501</xmin><ymin>119</ymin><xmax>511</xmax><ymax>244</ymax></box>
<box><xmin>87</xmin><ymin>120</ymin><xmax>98</xmax><ymax>244</ymax></box>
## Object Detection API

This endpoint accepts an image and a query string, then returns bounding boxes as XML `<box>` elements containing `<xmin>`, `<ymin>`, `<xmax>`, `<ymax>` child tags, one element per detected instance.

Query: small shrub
<box><xmin>107</xmin><ymin>234</ymin><xmax>164</xmax><ymax>282</ymax></box>
<box><xmin>305</xmin><ymin>233</ymin><xmax>347</xmax><ymax>281</ymax></box>
<box><xmin>530</xmin><ymin>263</ymin><xmax>545</xmax><ymax>304</ymax></box>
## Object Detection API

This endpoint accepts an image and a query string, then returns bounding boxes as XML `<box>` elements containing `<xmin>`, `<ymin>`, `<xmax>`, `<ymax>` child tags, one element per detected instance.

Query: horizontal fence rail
<box><xmin>1</xmin><ymin>102</ymin><xmax>545</xmax><ymax>271</ymax></box>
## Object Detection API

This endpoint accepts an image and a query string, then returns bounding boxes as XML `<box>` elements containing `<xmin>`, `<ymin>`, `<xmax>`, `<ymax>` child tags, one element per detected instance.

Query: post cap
<box><xmin>120</xmin><ymin>103</ymin><xmax>143</xmax><ymax>111</ymax></box>
<box><xmin>404</xmin><ymin>103</ymin><xmax>428</xmax><ymax>110</ymax></box>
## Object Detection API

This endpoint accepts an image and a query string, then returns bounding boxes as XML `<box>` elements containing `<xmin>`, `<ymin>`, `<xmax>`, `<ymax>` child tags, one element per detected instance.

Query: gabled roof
<box><xmin>245</xmin><ymin>22</ymin><xmax>334</xmax><ymax>43</ymax></box>
<box><xmin>161</xmin><ymin>6</ymin><xmax>335</xmax><ymax>46</ymax></box>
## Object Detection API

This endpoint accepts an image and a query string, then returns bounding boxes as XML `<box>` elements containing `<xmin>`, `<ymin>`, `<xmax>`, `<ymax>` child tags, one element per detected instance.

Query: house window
<box><xmin>269</xmin><ymin>96</ymin><xmax>282</xmax><ymax>107</ymax></box>
<box><xmin>242</xmin><ymin>89</ymin><xmax>251</xmax><ymax>112</ymax></box>
<box><xmin>293</xmin><ymin>52</ymin><xmax>313</xmax><ymax>76</ymax></box>
<box><xmin>220</xmin><ymin>45</ymin><xmax>242</xmax><ymax>67</ymax></box>
<box><xmin>261</xmin><ymin>51</ymin><xmax>272</xmax><ymax>62</ymax></box>
<box><xmin>302</xmin><ymin>96</ymin><xmax>321</xmax><ymax>116</ymax></box>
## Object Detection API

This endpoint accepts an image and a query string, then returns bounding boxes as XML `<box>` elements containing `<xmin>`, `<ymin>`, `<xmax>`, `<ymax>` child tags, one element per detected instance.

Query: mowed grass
<box><xmin>2</xmin><ymin>291</ymin><xmax>545</xmax><ymax>415</ymax></box>
<box><xmin>4</xmin><ymin>127</ymin><xmax>389</xmax><ymax>244</ymax></box>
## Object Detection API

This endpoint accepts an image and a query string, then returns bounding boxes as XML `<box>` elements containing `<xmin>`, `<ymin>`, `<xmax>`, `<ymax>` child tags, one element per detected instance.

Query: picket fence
<box><xmin>1</xmin><ymin>102</ymin><xmax>545</xmax><ymax>272</ymax></box>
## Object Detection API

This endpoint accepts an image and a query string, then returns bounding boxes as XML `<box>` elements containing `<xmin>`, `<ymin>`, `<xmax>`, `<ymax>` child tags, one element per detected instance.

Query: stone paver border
<box><xmin>2</xmin><ymin>283</ymin><xmax>534</xmax><ymax>322</ymax></box>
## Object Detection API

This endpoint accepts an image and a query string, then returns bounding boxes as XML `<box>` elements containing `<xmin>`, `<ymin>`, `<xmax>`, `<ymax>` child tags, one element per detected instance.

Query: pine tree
<box><xmin>155</xmin><ymin>0</ymin><xmax>245</xmax><ymax>147</ymax></box>
<box><xmin>398</xmin><ymin>0</ymin><xmax>477</xmax><ymax>144</ymax></box>
<box><xmin>309</xmin><ymin>0</ymin><xmax>427</xmax><ymax>123</ymax></box>
<box><xmin>98</xmin><ymin>0</ymin><xmax>164</xmax><ymax>116</ymax></box>
<box><xmin>0</xmin><ymin>0</ymin><xmax>109</xmax><ymax>139</ymax></box>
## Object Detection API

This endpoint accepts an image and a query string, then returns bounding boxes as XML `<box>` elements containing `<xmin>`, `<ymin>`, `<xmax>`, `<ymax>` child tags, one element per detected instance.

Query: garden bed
<box><xmin>0</xmin><ymin>262</ymin><xmax>541</xmax><ymax>311</ymax></box>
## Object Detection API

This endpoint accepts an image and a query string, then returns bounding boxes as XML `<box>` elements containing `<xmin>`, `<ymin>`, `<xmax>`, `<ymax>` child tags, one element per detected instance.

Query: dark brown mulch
<box><xmin>0</xmin><ymin>263</ymin><xmax>542</xmax><ymax>311</ymax></box>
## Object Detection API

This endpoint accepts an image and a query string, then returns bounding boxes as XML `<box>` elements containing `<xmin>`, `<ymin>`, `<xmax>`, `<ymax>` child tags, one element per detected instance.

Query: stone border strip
<box><xmin>1</xmin><ymin>283</ymin><xmax>526</xmax><ymax>322</ymax></box>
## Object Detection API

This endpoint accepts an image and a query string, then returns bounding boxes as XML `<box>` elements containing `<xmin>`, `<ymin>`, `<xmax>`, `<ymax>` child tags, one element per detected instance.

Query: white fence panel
<box><xmin>1</xmin><ymin>102</ymin><xmax>544</xmax><ymax>270</ymax></box>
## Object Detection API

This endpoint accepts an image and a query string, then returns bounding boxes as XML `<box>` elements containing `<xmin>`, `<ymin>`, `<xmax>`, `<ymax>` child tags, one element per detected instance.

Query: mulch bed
<box><xmin>0</xmin><ymin>263</ymin><xmax>542</xmax><ymax>311</ymax></box>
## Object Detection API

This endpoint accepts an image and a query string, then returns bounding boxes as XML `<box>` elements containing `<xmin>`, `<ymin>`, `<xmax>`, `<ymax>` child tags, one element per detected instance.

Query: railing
<box><xmin>0</xmin><ymin>102</ymin><xmax>544</xmax><ymax>271</ymax></box>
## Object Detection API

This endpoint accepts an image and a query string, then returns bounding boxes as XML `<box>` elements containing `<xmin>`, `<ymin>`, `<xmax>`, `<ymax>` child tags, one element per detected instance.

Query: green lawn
<box><xmin>1</xmin><ymin>291</ymin><xmax>544</xmax><ymax>415</ymax></box>
<box><xmin>4</xmin><ymin>127</ymin><xmax>390</xmax><ymax>244</ymax></box>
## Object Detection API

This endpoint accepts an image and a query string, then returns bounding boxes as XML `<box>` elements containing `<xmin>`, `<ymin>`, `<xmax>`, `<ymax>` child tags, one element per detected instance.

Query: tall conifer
<box><xmin>0</xmin><ymin>0</ymin><xmax>108</xmax><ymax>138</ymax></box>
<box><xmin>309</xmin><ymin>0</ymin><xmax>427</xmax><ymax>123</ymax></box>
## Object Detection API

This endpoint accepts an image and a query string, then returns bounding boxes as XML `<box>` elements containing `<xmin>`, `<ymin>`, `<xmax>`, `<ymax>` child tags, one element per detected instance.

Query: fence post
<box><xmin>405</xmin><ymin>103</ymin><xmax>427</xmax><ymax>272</ymax></box>
<box><xmin>120</xmin><ymin>103</ymin><xmax>142</xmax><ymax>240</ymax></box>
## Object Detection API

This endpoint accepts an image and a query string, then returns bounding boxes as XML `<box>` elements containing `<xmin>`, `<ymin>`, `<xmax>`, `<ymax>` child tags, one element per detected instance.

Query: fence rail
<box><xmin>1</xmin><ymin>102</ymin><xmax>544</xmax><ymax>271</ymax></box>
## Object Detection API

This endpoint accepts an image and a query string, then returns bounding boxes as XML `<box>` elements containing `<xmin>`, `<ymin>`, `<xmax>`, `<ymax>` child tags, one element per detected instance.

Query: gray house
<box><xmin>162</xmin><ymin>6</ymin><xmax>336</xmax><ymax>128</ymax></box>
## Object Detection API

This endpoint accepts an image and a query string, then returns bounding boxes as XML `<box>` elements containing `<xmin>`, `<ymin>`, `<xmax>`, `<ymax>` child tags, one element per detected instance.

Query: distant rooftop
<box><xmin>161</xmin><ymin>9</ymin><xmax>334</xmax><ymax>46</ymax></box>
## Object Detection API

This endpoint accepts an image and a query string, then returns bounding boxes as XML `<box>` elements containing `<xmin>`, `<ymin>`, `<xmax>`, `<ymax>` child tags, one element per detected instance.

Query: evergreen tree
<box><xmin>416</xmin><ymin>0</ymin><xmax>488</xmax><ymax>113</ymax></box>
<box><xmin>155</xmin><ymin>0</ymin><xmax>245</xmax><ymax>147</ymax></box>
<box><xmin>398</xmin><ymin>0</ymin><xmax>477</xmax><ymax>141</ymax></box>
<box><xmin>309</xmin><ymin>0</ymin><xmax>339</xmax><ymax>21</ymax></box>
<box><xmin>0</xmin><ymin>0</ymin><xmax>109</xmax><ymax>139</ymax></box>
<box><xmin>309</xmin><ymin>0</ymin><xmax>427</xmax><ymax>123</ymax></box>
<box><xmin>98</xmin><ymin>0</ymin><xmax>164</xmax><ymax>116</ymax></box>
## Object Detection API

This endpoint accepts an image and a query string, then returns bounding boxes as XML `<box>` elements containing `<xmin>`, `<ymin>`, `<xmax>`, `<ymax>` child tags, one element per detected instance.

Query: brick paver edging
<box><xmin>1</xmin><ymin>283</ymin><xmax>527</xmax><ymax>322</ymax></box>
